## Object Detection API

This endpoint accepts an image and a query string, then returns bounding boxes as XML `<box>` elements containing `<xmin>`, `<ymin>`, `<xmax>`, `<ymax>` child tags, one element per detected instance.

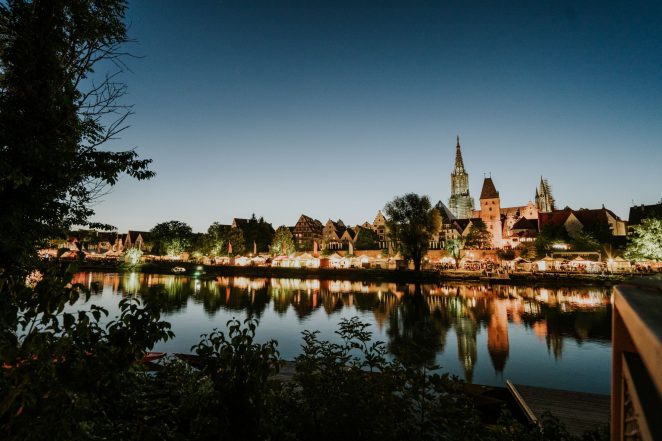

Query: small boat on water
<box><xmin>142</xmin><ymin>352</ymin><xmax>166</xmax><ymax>363</ymax></box>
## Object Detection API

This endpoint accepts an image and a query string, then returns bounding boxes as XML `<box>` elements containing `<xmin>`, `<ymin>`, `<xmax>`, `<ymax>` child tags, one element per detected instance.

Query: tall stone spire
<box><xmin>448</xmin><ymin>136</ymin><xmax>474</xmax><ymax>219</ymax></box>
<box><xmin>535</xmin><ymin>176</ymin><xmax>555</xmax><ymax>213</ymax></box>
<box><xmin>454</xmin><ymin>135</ymin><xmax>466</xmax><ymax>173</ymax></box>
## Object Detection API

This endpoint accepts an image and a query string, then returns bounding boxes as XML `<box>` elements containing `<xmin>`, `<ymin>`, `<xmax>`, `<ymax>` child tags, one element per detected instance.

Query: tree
<box><xmin>497</xmin><ymin>248</ymin><xmax>516</xmax><ymax>261</ymax></box>
<box><xmin>625</xmin><ymin>218</ymin><xmax>662</xmax><ymax>261</ymax></box>
<box><xmin>0</xmin><ymin>0</ymin><xmax>154</xmax><ymax>272</ymax></box>
<box><xmin>384</xmin><ymin>194</ymin><xmax>441</xmax><ymax>271</ymax></box>
<box><xmin>519</xmin><ymin>242</ymin><xmax>538</xmax><ymax>260</ymax></box>
<box><xmin>270</xmin><ymin>226</ymin><xmax>296</xmax><ymax>256</ymax></box>
<box><xmin>240</xmin><ymin>215</ymin><xmax>275</xmax><ymax>253</ymax></box>
<box><xmin>124</xmin><ymin>247</ymin><xmax>143</xmax><ymax>266</ymax></box>
<box><xmin>0</xmin><ymin>4</ymin><xmax>178</xmax><ymax>436</ymax></box>
<box><xmin>444</xmin><ymin>238</ymin><xmax>464</xmax><ymax>266</ymax></box>
<box><xmin>354</xmin><ymin>227</ymin><xmax>379</xmax><ymax>250</ymax></box>
<box><xmin>203</xmin><ymin>222</ymin><xmax>231</xmax><ymax>256</ymax></box>
<box><xmin>464</xmin><ymin>219</ymin><xmax>492</xmax><ymax>249</ymax></box>
<box><xmin>535</xmin><ymin>224</ymin><xmax>570</xmax><ymax>257</ymax></box>
<box><xmin>150</xmin><ymin>221</ymin><xmax>194</xmax><ymax>256</ymax></box>
<box><xmin>227</xmin><ymin>227</ymin><xmax>246</xmax><ymax>256</ymax></box>
<box><xmin>571</xmin><ymin>230</ymin><xmax>601</xmax><ymax>252</ymax></box>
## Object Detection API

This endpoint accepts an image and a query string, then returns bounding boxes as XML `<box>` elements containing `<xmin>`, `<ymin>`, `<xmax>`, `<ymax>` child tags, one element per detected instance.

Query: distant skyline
<box><xmin>90</xmin><ymin>0</ymin><xmax>662</xmax><ymax>233</ymax></box>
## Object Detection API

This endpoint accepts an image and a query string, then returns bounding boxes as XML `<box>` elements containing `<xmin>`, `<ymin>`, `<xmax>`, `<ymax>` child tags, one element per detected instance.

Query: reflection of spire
<box><xmin>292</xmin><ymin>290</ymin><xmax>317</xmax><ymax>319</ymax></box>
<box><xmin>546</xmin><ymin>334</ymin><xmax>564</xmax><ymax>360</ymax></box>
<box><xmin>487</xmin><ymin>300</ymin><xmax>510</xmax><ymax>373</ymax></box>
<box><xmin>455</xmin><ymin>316</ymin><xmax>477</xmax><ymax>383</ymax></box>
<box><xmin>322</xmin><ymin>292</ymin><xmax>344</xmax><ymax>314</ymax></box>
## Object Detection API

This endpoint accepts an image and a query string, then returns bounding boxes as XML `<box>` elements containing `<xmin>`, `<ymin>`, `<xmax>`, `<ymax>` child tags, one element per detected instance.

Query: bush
<box><xmin>0</xmin><ymin>261</ymin><xmax>175</xmax><ymax>441</ymax></box>
<box><xmin>2</xmin><ymin>280</ymin><xmax>608</xmax><ymax>441</ymax></box>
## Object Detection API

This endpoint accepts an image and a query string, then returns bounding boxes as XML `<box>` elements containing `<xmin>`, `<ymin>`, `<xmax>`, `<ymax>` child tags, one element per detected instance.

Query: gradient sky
<box><xmin>90</xmin><ymin>0</ymin><xmax>662</xmax><ymax>233</ymax></box>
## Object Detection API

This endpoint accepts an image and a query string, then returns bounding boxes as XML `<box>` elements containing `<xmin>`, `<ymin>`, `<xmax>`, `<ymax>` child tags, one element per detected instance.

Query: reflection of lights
<box><xmin>125</xmin><ymin>272</ymin><xmax>140</xmax><ymax>293</ymax></box>
<box><xmin>304</xmin><ymin>279</ymin><xmax>320</xmax><ymax>290</ymax></box>
<box><xmin>194</xmin><ymin>280</ymin><xmax>201</xmax><ymax>293</ymax></box>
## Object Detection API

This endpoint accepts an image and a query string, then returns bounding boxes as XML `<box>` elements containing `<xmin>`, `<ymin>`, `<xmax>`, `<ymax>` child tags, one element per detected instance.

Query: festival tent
<box><xmin>535</xmin><ymin>256</ymin><xmax>557</xmax><ymax>271</ymax></box>
<box><xmin>608</xmin><ymin>256</ymin><xmax>631</xmax><ymax>272</ymax></box>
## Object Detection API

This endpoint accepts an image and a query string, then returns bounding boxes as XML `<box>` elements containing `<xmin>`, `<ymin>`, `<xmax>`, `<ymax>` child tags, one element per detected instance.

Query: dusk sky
<box><xmin>91</xmin><ymin>0</ymin><xmax>662</xmax><ymax>233</ymax></box>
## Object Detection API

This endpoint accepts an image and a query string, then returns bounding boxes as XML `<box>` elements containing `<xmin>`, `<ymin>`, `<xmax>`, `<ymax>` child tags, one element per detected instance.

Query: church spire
<box><xmin>448</xmin><ymin>135</ymin><xmax>474</xmax><ymax>219</ymax></box>
<box><xmin>454</xmin><ymin>135</ymin><xmax>465</xmax><ymax>172</ymax></box>
<box><xmin>535</xmin><ymin>176</ymin><xmax>555</xmax><ymax>213</ymax></box>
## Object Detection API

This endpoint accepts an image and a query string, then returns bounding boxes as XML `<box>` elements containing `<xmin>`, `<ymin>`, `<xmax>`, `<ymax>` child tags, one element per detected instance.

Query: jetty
<box><xmin>507</xmin><ymin>381</ymin><xmax>610</xmax><ymax>437</ymax></box>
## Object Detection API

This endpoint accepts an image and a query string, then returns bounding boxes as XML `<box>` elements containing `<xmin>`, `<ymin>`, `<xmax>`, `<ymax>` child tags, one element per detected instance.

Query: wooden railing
<box><xmin>612</xmin><ymin>276</ymin><xmax>662</xmax><ymax>441</ymax></box>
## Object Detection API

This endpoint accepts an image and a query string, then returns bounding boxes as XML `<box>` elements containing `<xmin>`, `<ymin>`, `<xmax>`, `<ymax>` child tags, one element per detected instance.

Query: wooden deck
<box><xmin>507</xmin><ymin>381</ymin><xmax>610</xmax><ymax>437</ymax></box>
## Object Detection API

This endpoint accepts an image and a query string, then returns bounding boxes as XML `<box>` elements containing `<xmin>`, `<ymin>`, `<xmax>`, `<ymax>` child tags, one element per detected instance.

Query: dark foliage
<box><xmin>0</xmin><ymin>0</ymin><xmax>154</xmax><ymax>272</ymax></box>
<box><xmin>465</xmin><ymin>219</ymin><xmax>492</xmax><ymax>249</ymax></box>
<box><xmin>355</xmin><ymin>227</ymin><xmax>380</xmax><ymax>250</ymax></box>
<box><xmin>384</xmin><ymin>194</ymin><xmax>441</xmax><ymax>271</ymax></box>
<box><xmin>0</xmin><ymin>260</ymin><xmax>174</xmax><ymax>440</ymax></box>
<box><xmin>240</xmin><ymin>214</ymin><xmax>275</xmax><ymax>254</ymax></box>
<box><xmin>149</xmin><ymin>220</ymin><xmax>194</xmax><ymax>256</ymax></box>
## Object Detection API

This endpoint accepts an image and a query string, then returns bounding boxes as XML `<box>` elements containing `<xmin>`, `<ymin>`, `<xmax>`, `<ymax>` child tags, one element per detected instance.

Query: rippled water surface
<box><xmin>74</xmin><ymin>272</ymin><xmax>612</xmax><ymax>394</ymax></box>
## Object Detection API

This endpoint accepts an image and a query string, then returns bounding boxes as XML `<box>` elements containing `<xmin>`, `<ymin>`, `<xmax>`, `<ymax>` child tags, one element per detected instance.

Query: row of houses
<box><xmin>58</xmin><ymin>197</ymin><xmax>656</xmax><ymax>260</ymax></box>
<box><xmin>50</xmin><ymin>230</ymin><xmax>151</xmax><ymax>257</ymax></box>
<box><xmin>55</xmin><ymin>137</ymin><xmax>660</xmax><ymax>259</ymax></box>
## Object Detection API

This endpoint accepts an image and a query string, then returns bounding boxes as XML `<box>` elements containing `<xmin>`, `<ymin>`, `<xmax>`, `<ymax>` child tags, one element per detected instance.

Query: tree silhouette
<box><xmin>0</xmin><ymin>0</ymin><xmax>153</xmax><ymax>271</ymax></box>
<box><xmin>270</xmin><ymin>226</ymin><xmax>296</xmax><ymax>256</ymax></box>
<box><xmin>384</xmin><ymin>194</ymin><xmax>441</xmax><ymax>271</ymax></box>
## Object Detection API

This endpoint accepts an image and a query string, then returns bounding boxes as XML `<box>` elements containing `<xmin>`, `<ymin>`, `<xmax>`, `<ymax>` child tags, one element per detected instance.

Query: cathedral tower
<box><xmin>448</xmin><ymin>136</ymin><xmax>474</xmax><ymax>219</ymax></box>
<box><xmin>535</xmin><ymin>177</ymin><xmax>555</xmax><ymax>213</ymax></box>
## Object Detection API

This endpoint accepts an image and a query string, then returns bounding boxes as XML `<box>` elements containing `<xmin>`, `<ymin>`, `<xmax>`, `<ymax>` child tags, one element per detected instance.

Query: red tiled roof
<box><xmin>538</xmin><ymin>208</ymin><xmax>573</xmax><ymax>228</ymax></box>
<box><xmin>574</xmin><ymin>208</ymin><xmax>622</xmax><ymax>228</ymax></box>
<box><xmin>480</xmin><ymin>177</ymin><xmax>499</xmax><ymax>199</ymax></box>
<box><xmin>511</xmin><ymin>217</ymin><xmax>538</xmax><ymax>231</ymax></box>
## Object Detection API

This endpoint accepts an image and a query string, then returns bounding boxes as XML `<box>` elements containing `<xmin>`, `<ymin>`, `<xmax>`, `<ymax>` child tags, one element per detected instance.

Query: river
<box><xmin>72</xmin><ymin>272</ymin><xmax>612</xmax><ymax>394</ymax></box>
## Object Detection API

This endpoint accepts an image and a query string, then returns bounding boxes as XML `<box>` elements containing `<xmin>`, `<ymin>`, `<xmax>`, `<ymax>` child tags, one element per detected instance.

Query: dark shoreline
<box><xmin>76</xmin><ymin>261</ymin><xmax>643</xmax><ymax>287</ymax></box>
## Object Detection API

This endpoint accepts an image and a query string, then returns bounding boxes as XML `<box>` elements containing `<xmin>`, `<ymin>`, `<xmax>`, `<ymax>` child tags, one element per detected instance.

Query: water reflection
<box><xmin>73</xmin><ymin>273</ymin><xmax>611</xmax><ymax>391</ymax></box>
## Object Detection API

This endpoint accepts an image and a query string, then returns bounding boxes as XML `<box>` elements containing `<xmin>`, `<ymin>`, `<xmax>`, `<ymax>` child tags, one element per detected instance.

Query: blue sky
<box><xmin>91</xmin><ymin>0</ymin><xmax>662</xmax><ymax>232</ymax></box>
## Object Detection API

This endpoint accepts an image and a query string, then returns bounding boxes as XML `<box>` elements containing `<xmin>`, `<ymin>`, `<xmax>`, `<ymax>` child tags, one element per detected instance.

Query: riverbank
<box><xmin>77</xmin><ymin>260</ymin><xmax>647</xmax><ymax>287</ymax></box>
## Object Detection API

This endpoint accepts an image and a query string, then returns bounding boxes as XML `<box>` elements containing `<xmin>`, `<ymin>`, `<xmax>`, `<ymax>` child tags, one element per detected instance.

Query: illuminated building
<box><xmin>372</xmin><ymin>210</ymin><xmax>388</xmax><ymax>248</ymax></box>
<box><xmin>292</xmin><ymin>214</ymin><xmax>324</xmax><ymax>250</ymax></box>
<box><xmin>535</xmin><ymin>177</ymin><xmax>556</xmax><ymax>213</ymax></box>
<box><xmin>477</xmin><ymin>176</ymin><xmax>503</xmax><ymax>248</ymax></box>
<box><xmin>538</xmin><ymin>206</ymin><xmax>627</xmax><ymax>237</ymax></box>
<box><xmin>447</xmin><ymin>136</ymin><xmax>475</xmax><ymax>219</ymax></box>
<box><xmin>322</xmin><ymin>219</ymin><xmax>346</xmax><ymax>250</ymax></box>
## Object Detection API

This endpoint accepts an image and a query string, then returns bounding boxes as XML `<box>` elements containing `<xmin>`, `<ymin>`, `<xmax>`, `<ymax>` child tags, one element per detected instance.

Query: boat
<box><xmin>142</xmin><ymin>352</ymin><xmax>166</xmax><ymax>363</ymax></box>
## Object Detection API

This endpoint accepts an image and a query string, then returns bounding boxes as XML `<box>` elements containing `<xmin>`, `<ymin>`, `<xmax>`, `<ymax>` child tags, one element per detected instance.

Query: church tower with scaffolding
<box><xmin>448</xmin><ymin>136</ymin><xmax>475</xmax><ymax>219</ymax></box>
<box><xmin>535</xmin><ymin>177</ymin><xmax>555</xmax><ymax>213</ymax></box>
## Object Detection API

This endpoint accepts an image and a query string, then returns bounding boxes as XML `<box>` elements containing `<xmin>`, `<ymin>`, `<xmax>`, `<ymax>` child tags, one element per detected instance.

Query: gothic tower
<box><xmin>535</xmin><ymin>177</ymin><xmax>555</xmax><ymax>213</ymax></box>
<box><xmin>448</xmin><ymin>136</ymin><xmax>474</xmax><ymax>219</ymax></box>
<box><xmin>479</xmin><ymin>176</ymin><xmax>503</xmax><ymax>248</ymax></box>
